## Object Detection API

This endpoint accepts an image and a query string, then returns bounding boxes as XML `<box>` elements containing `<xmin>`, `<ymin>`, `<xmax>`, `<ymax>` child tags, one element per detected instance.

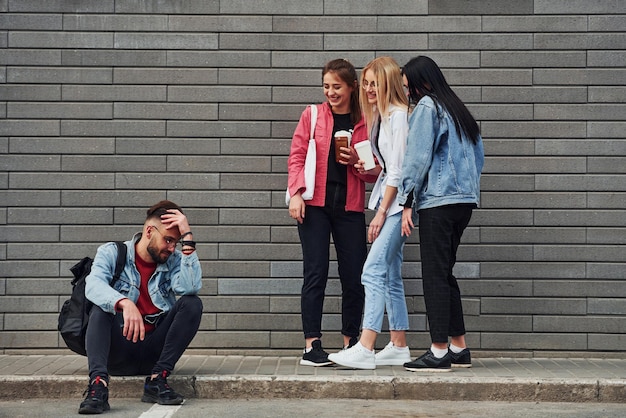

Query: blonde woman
<box><xmin>329</xmin><ymin>57</ymin><xmax>411</xmax><ymax>369</ymax></box>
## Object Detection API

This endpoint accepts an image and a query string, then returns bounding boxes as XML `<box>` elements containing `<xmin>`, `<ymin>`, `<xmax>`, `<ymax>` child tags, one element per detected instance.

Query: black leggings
<box><xmin>85</xmin><ymin>295</ymin><xmax>203</xmax><ymax>381</ymax></box>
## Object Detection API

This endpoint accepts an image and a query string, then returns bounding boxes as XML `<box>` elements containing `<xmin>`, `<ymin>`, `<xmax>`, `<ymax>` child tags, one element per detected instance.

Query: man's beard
<box><xmin>147</xmin><ymin>242</ymin><xmax>171</xmax><ymax>264</ymax></box>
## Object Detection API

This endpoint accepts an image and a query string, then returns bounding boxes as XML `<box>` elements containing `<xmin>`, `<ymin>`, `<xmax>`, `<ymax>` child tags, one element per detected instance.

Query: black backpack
<box><xmin>58</xmin><ymin>241</ymin><xmax>127</xmax><ymax>356</ymax></box>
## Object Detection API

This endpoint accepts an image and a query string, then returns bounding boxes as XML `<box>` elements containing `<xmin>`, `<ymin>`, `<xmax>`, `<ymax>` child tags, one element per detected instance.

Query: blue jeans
<box><xmin>361</xmin><ymin>212</ymin><xmax>409</xmax><ymax>333</ymax></box>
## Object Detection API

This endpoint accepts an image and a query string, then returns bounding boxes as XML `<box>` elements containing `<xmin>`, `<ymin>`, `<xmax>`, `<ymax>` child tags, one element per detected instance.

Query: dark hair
<box><xmin>402</xmin><ymin>56</ymin><xmax>480</xmax><ymax>144</ymax></box>
<box><xmin>322</xmin><ymin>59</ymin><xmax>362</xmax><ymax>125</ymax></box>
<box><xmin>146</xmin><ymin>200</ymin><xmax>183</xmax><ymax>220</ymax></box>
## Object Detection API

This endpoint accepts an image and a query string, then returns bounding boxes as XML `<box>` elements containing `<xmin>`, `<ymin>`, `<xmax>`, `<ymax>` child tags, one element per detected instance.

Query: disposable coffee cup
<box><xmin>354</xmin><ymin>140</ymin><xmax>376</xmax><ymax>170</ymax></box>
<box><xmin>334</xmin><ymin>130</ymin><xmax>352</xmax><ymax>163</ymax></box>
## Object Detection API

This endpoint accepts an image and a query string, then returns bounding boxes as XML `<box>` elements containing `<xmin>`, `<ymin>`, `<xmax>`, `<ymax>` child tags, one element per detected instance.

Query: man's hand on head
<box><xmin>160</xmin><ymin>209</ymin><xmax>191</xmax><ymax>237</ymax></box>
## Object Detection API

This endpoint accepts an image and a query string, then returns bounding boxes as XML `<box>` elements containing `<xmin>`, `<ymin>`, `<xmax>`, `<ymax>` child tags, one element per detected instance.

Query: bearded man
<box><xmin>78</xmin><ymin>200</ymin><xmax>202</xmax><ymax>414</ymax></box>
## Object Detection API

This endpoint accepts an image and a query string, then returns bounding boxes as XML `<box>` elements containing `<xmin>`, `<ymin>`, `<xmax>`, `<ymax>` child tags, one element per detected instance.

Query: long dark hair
<box><xmin>323</xmin><ymin>59</ymin><xmax>362</xmax><ymax>125</ymax></box>
<box><xmin>402</xmin><ymin>56</ymin><xmax>480</xmax><ymax>144</ymax></box>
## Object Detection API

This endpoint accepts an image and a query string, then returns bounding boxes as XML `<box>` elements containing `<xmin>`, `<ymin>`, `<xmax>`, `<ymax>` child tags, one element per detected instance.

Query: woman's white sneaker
<box><xmin>374</xmin><ymin>341</ymin><xmax>411</xmax><ymax>366</ymax></box>
<box><xmin>328</xmin><ymin>342</ymin><xmax>375</xmax><ymax>370</ymax></box>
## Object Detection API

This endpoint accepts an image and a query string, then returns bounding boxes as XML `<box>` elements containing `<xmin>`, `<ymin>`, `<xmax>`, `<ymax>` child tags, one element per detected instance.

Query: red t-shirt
<box><xmin>134</xmin><ymin>254</ymin><xmax>160</xmax><ymax>333</ymax></box>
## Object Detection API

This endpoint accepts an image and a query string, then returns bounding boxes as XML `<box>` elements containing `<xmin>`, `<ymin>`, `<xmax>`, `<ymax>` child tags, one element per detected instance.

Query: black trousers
<box><xmin>419</xmin><ymin>204</ymin><xmax>474</xmax><ymax>343</ymax></box>
<box><xmin>297</xmin><ymin>201</ymin><xmax>366</xmax><ymax>340</ymax></box>
<box><xmin>85</xmin><ymin>295</ymin><xmax>203</xmax><ymax>382</ymax></box>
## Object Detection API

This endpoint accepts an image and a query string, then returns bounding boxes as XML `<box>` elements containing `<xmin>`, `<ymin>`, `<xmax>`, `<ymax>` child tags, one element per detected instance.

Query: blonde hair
<box><xmin>359</xmin><ymin>56</ymin><xmax>408</xmax><ymax>133</ymax></box>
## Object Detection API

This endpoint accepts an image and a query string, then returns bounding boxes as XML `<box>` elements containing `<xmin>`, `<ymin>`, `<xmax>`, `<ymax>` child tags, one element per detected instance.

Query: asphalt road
<box><xmin>2</xmin><ymin>399</ymin><xmax>626</xmax><ymax>418</ymax></box>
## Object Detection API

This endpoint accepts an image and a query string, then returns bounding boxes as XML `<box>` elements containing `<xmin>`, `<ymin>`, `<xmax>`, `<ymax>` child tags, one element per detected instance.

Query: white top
<box><xmin>368</xmin><ymin>104</ymin><xmax>409</xmax><ymax>216</ymax></box>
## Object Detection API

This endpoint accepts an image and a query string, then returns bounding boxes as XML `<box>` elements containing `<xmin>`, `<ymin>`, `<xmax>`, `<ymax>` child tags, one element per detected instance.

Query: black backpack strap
<box><xmin>111</xmin><ymin>241</ymin><xmax>127</xmax><ymax>286</ymax></box>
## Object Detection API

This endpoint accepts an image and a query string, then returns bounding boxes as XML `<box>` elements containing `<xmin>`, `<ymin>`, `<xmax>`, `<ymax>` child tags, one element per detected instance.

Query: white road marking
<box><xmin>138</xmin><ymin>403</ymin><xmax>183</xmax><ymax>418</ymax></box>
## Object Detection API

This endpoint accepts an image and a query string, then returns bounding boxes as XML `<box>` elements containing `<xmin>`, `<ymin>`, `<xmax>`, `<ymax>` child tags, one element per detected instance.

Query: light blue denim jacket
<box><xmin>85</xmin><ymin>233</ymin><xmax>202</xmax><ymax>314</ymax></box>
<box><xmin>398</xmin><ymin>96</ymin><xmax>484</xmax><ymax>210</ymax></box>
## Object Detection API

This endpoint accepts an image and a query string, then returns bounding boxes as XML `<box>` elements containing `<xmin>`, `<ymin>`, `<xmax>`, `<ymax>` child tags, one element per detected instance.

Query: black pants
<box><xmin>419</xmin><ymin>204</ymin><xmax>474</xmax><ymax>343</ymax></box>
<box><xmin>85</xmin><ymin>295</ymin><xmax>203</xmax><ymax>382</ymax></box>
<box><xmin>297</xmin><ymin>198</ymin><xmax>366</xmax><ymax>340</ymax></box>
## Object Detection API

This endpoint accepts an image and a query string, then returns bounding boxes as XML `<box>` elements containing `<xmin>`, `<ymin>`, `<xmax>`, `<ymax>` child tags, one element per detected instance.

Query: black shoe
<box><xmin>141</xmin><ymin>371</ymin><xmax>184</xmax><ymax>405</ymax></box>
<box><xmin>449</xmin><ymin>347</ymin><xmax>472</xmax><ymax>368</ymax></box>
<box><xmin>404</xmin><ymin>349</ymin><xmax>452</xmax><ymax>372</ymax></box>
<box><xmin>78</xmin><ymin>376</ymin><xmax>110</xmax><ymax>414</ymax></box>
<box><xmin>300</xmin><ymin>339</ymin><xmax>333</xmax><ymax>366</ymax></box>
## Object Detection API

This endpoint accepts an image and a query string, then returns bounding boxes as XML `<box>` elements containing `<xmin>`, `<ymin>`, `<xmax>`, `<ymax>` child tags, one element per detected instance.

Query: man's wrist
<box><xmin>115</xmin><ymin>298</ymin><xmax>128</xmax><ymax>312</ymax></box>
<box><xmin>181</xmin><ymin>239</ymin><xmax>196</xmax><ymax>255</ymax></box>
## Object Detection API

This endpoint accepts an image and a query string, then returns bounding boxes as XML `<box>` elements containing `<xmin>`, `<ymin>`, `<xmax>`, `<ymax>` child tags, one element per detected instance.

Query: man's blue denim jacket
<box><xmin>398</xmin><ymin>96</ymin><xmax>484</xmax><ymax>210</ymax></box>
<box><xmin>85</xmin><ymin>233</ymin><xmax>202</xmax><ymax>314</ymax></box>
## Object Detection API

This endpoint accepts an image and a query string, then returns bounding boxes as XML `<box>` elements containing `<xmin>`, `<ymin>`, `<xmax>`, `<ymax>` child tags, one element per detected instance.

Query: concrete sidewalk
<box><xmin>1</xmin><ymin>354</ymin><xmax>625</xmax><ymax>403</ymax></box>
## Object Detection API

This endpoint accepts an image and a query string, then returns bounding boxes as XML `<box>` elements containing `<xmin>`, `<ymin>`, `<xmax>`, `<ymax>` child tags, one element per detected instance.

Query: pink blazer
<box><xmin>287</xmin><ymin>102</ymin><xmax>377</xmax><ymax>212</ymax></box>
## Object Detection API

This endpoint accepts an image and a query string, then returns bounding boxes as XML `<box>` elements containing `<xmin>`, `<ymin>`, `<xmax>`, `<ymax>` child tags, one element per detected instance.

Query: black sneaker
<box><xmin>78</xmin><ymin>376</ymin><xmax>110</xmax><ymax>414</ymax></box>
<box><xmin>404</xmin><ymin>349</ymin><xmax>452</xmax><ymax>372</ymax></box>
<box><xmin>449</xmin><ymin>347</ymin><xmax>472</xmax><ymax>368</ymax></box>
<box><xmin>141</xmin><ymin>370</ymin><xmax>184</xmax><ymax>405</ymax></box>
<box><xmin>300</xmin><ymin>339</ymin><xmax>333</xmax><ymax>366</ymax></box>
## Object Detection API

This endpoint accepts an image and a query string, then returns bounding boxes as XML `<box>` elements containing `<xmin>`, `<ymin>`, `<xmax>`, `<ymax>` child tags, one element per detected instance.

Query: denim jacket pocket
<box><xmin>114</xmin><ymin>278</ymin><xmax>132</xmax><ymax>296</ymax></box>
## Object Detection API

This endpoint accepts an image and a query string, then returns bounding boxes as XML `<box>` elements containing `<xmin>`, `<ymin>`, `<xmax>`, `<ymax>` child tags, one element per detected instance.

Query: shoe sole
<box><xmin>141</xmin><ymin>394</ymin><xmax>184</xmax><ymax>405</ymax></box>
<box><xmin>375</xmin><ymin>361</ymin><xmax>410</xmax><ymax>366</ymax></box>
<box><xmin>299</xmin><ymin>359</ymin><xmax>333</xmax><ymax>367</ymax></box>
<box><xmin>452</xmin><ymin>363</ymin><xmax>472</xmax><ymax>368</ymax></box>
<box><xmin>404</xmin><ymin>366</ymin><xmax>452</xmax><ymax>372</ymax></box>
<box><xmin>78</xmin><ymin>402</ymin><xmax>110</xmax><ymax>414</ymax></box>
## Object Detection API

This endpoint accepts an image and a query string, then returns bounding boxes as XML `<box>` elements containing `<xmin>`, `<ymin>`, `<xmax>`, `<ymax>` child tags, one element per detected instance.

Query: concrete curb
<box><xmin>2</xmin><ymin>375</ymin><xmax>625</xmax><ymax>403</ymax></box>
<box><xmin>196</xmin><ymin>375</ymin><xmax>626</xmax><ymax>403</ymax></box>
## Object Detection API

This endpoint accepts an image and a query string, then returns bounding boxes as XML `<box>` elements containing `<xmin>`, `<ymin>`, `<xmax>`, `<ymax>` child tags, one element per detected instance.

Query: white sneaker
<box><xmin>375</xmin><ymin>341</ymin><xmax>411</xmax><ymax>366</ymax></box>
<box><xmin>328</xmin><ymin>342</ymin><xmax>376</xmax><ymax>370</ymax></box>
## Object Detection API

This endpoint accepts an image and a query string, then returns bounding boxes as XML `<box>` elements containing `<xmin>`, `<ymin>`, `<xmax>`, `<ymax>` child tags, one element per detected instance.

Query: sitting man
<box><xmin>79</xmin><ymin>200</ymin><xmax>203</xmax><ymax>414</ymax></box>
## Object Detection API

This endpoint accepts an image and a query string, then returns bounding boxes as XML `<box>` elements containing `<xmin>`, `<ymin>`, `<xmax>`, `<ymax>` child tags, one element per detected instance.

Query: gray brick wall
<box><xmin>1</xmin><ymin>0</ymin><xmax>625</xmax><ymax>356</ymax></box>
